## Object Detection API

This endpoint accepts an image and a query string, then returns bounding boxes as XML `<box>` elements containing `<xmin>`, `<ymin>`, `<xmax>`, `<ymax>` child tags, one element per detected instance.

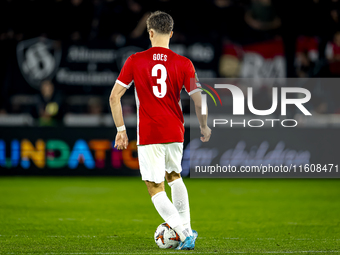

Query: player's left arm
<box><xmin>183</xmin><ymin>59</ymin><xmax>211</xmax><ymax>142</ymax></box>
<box><xmin>109</xmin><ymin>83</ymin><xmax>128</xmax><ymax>150</ymax></box>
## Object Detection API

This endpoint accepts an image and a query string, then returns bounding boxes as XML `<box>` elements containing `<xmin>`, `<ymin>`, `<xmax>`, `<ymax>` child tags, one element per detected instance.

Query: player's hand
<box><xmin>114</xmin><ymin>131</ymin><xmax>129</xmax><ymax>150</ymax></box>
<box><xmin>200</xmin><ymin>126</ymin><xmax>211</xmax><ymax>142</ymax></box>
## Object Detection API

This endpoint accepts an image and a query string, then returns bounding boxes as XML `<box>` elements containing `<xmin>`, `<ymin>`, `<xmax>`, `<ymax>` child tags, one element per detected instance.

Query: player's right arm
<box><xmin>109</xmin><ymin>83</ymin><xmax>128</xmax><ymax>150</ymax></box>
<box><xmin>109</xmin><ymin>55</ymin><xmax>134</xmax><ymax>150</ymax></box>
<box><xmin>190</xmin><ymin>92</ymin><xmax>211</xmax><ymax>142</ymax></box>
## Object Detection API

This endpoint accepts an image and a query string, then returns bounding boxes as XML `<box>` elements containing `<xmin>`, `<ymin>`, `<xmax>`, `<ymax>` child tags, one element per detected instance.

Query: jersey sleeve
<box><xmin>183</xmin><ymin>59</ymin><xmax>201</xmax><ymax>96</ymax></box>
<box><xmin>116</xmin><ymin>55</ymin><xmax>134</xmax><ymax>89</ymax></box>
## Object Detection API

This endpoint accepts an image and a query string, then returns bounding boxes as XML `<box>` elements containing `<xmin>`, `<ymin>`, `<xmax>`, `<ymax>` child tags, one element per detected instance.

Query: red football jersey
<box><xmin>116</xmin><ymin>47</ymin><xmax>201</xmax><ymax>145</ymax></box>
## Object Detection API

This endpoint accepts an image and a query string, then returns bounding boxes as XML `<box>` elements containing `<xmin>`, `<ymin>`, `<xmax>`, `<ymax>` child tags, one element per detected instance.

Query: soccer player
<box><xmin>109</xmin><ymin>11</ymin><xmax>211</xmax><ymax>250</ymax></box>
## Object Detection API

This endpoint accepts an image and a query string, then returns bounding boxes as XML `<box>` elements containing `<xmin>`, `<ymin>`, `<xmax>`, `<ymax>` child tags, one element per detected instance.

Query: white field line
<box><xmin>0</xmin><ymin>235</ymin><xmax>340</xmax><ymax>241</ymax></box>
<box><xmin>4</xmin><ymin>251</ymin><xmax>340</xmax><ymax>254</ymax></box>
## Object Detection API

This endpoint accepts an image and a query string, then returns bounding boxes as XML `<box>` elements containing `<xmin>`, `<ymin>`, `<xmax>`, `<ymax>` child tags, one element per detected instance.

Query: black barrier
<box><xmin>14</xmin><ymin>38</ymin><xmax>219</xmax><ymax>92</ymax></box>
<box><xmin>1</xmin><ymin>127</ymin><xmax>340</xmax><ymax>177</ymax></box>
<box><xmin>0</xmin><ymin>127</ymin><xmax>140</xmax><ymax>176</ymax></box>
<box><xmin>188</xmin><ymin>128</ymin><xmax>340</xmax><ymax>178</ymax></box>
<box><xmin>0</xmin><ymin>127</ymin><xmax>190</xmax><ymax>176</ymax></box>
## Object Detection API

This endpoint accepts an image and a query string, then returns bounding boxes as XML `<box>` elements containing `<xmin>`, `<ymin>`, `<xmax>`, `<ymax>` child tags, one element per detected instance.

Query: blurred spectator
<box><xmin>325</xmin><ymin>31</ymin><xmax>340</xmax><ymax>74</ymax></box>
<box><xmin>296</xmin><ymin>52</ymin><xmax>312</xmax><ymax>78</ymax></box>
<box><xmin>326</xmin><ymin>31</ymin><xmax>340</xmax><ymax>61</ymax></box>
<box><xmin>87</xmin><ymin>97</ymin><xmax>103</xmax><ymax>115</ymax></box>
<box><xmin>244</xmin><ymin>0</ymin><xmax>281</xmax><ymax>31</ymax></box>
<box><xmin>328</xmin><ymin>0</ymin><xmax>340</xmax><ymax>36</ymax></box>
<box><xmin>88</xmin><ymin>0</ymin><xmax>104</xmax><ymax>40</ymax></box>
<box><xmin>97</xmin><ymin>0</ymin><xmax>125</xmax><ymax>43</ymax></box>
<box><xmin>36</xmin><ymin>80</ymin><xmax>63</xmax><ymax>126</ymax></box>
<box><xmin>208</xmin><ymin>0</ymin><xmax>245</xmax><ymax>41</ymax></box>
<box><xmin>0</xmin><ymin>0</ymin><xmax>11</xmax><ymax>37</ymax></box>
<box><xmin>97</xmin><ymin>0</ymin><xmax>147</xmax><ymax>46</ymax></box>
<box><xmin>219</xmin><ymin>42</ymin><xmax>242</xmax><ymax>77</ymax></box>
<box><xmin>0</xmin><ymin>108</ymin><xmax>6</xmax><ymax>115</ymax></box>
<box><xmin>128</xmin><ymin>0</ymin><xmax>148</xmax><ymax>39</ymax></box>
<box><xmin>64</xmin><ymin>0</ymin><xmax>94</xmax><ymax>42</ymax></box>
<box><xmin>295</xmin><ymin>36</ymin><xmax>319</xmax><ymax>77</ymax></box>
<box><xmin>312</xmin><ymin>98</ymin><xmax>330</xmax><ymax>114</ymax></box>
<box><xmin>295</xmin><ymin>0</ymin><xmax>328</xmax><ymax>37</ymax></box>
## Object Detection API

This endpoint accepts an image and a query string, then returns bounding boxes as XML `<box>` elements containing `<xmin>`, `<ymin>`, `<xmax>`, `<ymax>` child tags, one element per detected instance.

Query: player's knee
<box><xmin>165</xmin><ymin>171</ymin><xmax>181</xmax><ymax>183</ymax></box>
<box><xmin>145</xmin><ymin>181</ymin><xmax>164</xmax><ymax>197</ymax></box>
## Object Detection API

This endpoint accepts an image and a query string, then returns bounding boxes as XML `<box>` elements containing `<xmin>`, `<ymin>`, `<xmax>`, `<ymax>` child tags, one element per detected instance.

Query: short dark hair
<box><xmin>146</xmin><ymin>11</ymin><xmax>174</xmax><ymax>34</ymax></box>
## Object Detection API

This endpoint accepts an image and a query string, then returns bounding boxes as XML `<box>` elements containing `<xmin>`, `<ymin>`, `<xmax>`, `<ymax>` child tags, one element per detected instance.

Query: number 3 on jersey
<box><xmin>152</xmin><ymin>64</ymin><xmax>167</xmax><ymax>98</ymax></box>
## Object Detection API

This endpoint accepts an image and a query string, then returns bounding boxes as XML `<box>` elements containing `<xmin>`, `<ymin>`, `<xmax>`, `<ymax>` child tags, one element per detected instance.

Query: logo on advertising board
<box><xmin>17</xmin><ymin>37</ymin><xmax>62</xmax><ymax>89</ymax></box>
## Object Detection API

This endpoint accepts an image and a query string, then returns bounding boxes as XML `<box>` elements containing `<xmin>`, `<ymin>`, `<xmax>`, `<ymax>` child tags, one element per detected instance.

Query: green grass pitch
<box><xmin>0</xmin><ymin>177</ymin><xmax>339</xmax><ymax>254</ymax></box>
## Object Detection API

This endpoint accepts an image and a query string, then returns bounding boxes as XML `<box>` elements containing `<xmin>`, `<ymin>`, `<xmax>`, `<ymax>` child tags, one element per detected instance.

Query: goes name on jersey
<box><xmin>153</xmin><ymin>53</ymin><xmax>167</xmax><ymax>61</ymax></box>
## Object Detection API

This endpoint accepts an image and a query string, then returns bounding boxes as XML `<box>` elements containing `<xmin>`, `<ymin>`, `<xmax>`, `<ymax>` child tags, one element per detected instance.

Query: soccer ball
<box><xmin>154</xmin><ymin>223</ymin><xmax>180</xmax><ymax>249</ymax></box>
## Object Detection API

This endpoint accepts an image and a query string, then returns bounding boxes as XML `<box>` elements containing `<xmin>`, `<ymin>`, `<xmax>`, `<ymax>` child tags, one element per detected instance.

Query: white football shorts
<box><xmin>137</xmin><ymin>142</ymin><xmax>183</xmax><ymax>184</ymax></box>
